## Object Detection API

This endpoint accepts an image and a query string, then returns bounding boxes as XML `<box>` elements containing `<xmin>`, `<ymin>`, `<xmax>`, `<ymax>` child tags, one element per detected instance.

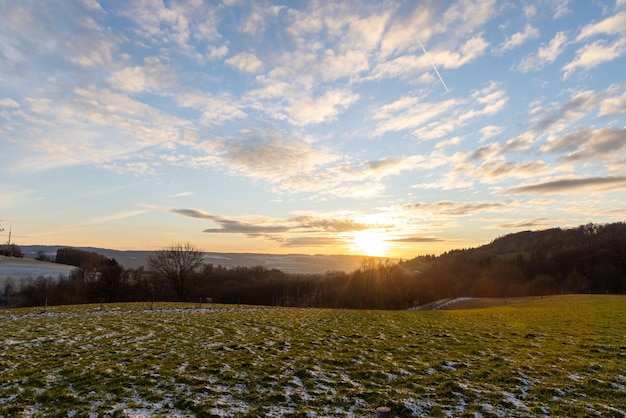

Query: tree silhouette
<box><xmin>148</xmin><ymin>242</ymin><xmax>204</xmax><ymax>301</ymax></box>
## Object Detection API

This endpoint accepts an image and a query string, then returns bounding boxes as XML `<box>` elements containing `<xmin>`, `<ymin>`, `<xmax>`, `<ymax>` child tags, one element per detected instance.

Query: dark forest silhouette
<box><xmin>3</xmin><ymin>222</ymin><xmax>625</xmax><ymax>309</ymax></box>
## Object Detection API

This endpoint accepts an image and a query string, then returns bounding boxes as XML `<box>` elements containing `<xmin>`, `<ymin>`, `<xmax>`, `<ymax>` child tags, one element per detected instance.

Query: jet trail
<box><xmin>417</xmin><ymin>39</ymin><xmax>449</xmax><ymax>92</ymax></box>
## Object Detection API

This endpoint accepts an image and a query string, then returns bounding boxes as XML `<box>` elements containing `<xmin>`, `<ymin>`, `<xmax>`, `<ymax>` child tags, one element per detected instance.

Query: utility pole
<box><xmin>0</xmin><ymin>223</ymin><xmax>5</xmax><ymax>255</ymax></box>
<box><xmin>7</xmin><ymin>226</ymin><xmax>11</xmax><ymax>246</ymax></box>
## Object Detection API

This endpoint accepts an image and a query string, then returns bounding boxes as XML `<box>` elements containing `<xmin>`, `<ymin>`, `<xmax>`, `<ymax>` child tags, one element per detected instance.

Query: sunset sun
<box><xmin>352</xmin><ymin>230</ymin><xmax>390</xmax><ymax>257</ymax></box>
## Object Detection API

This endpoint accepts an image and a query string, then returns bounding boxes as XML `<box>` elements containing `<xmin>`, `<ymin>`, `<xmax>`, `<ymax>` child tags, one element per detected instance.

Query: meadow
<box><xmin>1</xmin><ymin>295</ymin><xmax>624</xmax><ymax>417</ymax></box>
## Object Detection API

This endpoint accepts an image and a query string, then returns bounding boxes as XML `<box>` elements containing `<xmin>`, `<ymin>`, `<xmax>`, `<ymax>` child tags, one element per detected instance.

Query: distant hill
<box><xmin>0</xmin><ymin>256</ymin><xmax>76</xmax><ymax>277</ymax></box>
<box><xmin>0</xmin><ymin>256</ymin><xmax>76</xmax><ymax>288</ymax></box>
<box><xmin>401</xmin><ymin>222</ymin><xmax>626</xmax><ymax>299</ymax></box>
<box><xmin>18</xmin><ymin>245</ymin><xmax>366</xmax><ymax>274</ymax></box>
<box><xmin>5</xmin><ymin>222</ymin><xmax>625</xmax><ymax>309</ymax></box>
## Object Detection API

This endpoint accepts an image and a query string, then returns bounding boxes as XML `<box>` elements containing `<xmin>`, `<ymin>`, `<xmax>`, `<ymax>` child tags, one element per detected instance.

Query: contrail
<box><xmin>417</xmin><ymin>39</ymin><xmax>449</xmax><ymax>92</ymax></box>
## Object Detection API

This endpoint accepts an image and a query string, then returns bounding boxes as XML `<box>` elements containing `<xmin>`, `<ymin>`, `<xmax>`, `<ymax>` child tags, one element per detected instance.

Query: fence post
<box><xmin>376</xmin><ymin>406</ymin><xmax>391</xmax><ymax>418</ymax></box>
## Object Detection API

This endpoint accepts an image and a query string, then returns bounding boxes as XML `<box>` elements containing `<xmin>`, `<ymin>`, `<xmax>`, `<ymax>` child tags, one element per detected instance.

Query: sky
<box><xmin>1</xmin><ymin>0</ymin><xmax>625</xmax><ymax>259</ymax></box>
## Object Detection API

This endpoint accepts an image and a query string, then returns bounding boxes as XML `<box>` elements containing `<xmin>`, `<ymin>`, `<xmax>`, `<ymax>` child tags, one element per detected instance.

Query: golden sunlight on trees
<box><xmin>148</xmin><ymin>242</ymin><xmax>204</xmax><ymax>301</ymax></box>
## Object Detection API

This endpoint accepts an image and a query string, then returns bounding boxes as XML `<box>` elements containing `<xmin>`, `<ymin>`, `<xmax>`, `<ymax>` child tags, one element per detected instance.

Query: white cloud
<box><xmin>373</xmin><ymin>97</ymin><xmax>458</xmax><ymax>137</ymax></box>
<box><xmin>552</xmin><ymin>0</ymin><xmax>571</xmax><ymax>18</ymax></box>
<box><xmin>436</xmin><ymin>136</ymin><xmax>463</xmax><ymax>149</ymax></box>
<box><xmin>319</xmin><ymin>49</ymin><xmax>370</xmax><ymax>81</ymax></box>
<box><xmin>225</xmin><ymin>52</ymin><xmax>263</xmax><ymax>73</ymax></box>
<box><xmin>379</xmin><ymin>0</ymin><xmax>495</xmax><ymax>61</ymax></box>
<box><xmin>456</xmin><ymin>34</ymin><xmax>490</xmax><ymax>66</ymax></box>
<box><xmin>187</xmin><ymin>130</ymin><xmax>444</xmax><ymax>199</ymax></box>
<box><xmin>119</xmin><ymin>0</ymin><xmax>188</xmax><ymax>45</ymax></box>
<box><xmin>558</xmin><ymin>128</ymin><xmax>626</xmax><ymax>163</ymax></box>
<box><xmin>472</xmin><ymin>81</ymin><xmax>508</xmax><ymax>115</ymax></box>
<box><xmin>374</xmin><ymin>82</ymin><xmax>507</xmax><ymax>140</ymax></box>
<box><xmin>469</xmin><ymin>143</ymin><xmax>502</xmax><ymax>160</ymax></box>
<box><xmin>60</xmin><ymin>209</ymin><xmax>150</xmax><ymax>229</ymax></box>
<box><xmin>241</xmin><ymin>4</ymin><xmax>284</xmax><ymax>35</ymax></box>
<box><xmin>67</xmin><ymin>24</ymin><xmax>118</xmax><ymax>68</ymax></box>
<box><xmin>576</xmin><ymin>11</ymin><xmax>626</xmax><ymax>40</ymax></box>
<box><xmin>5</xmin><ymin>85</ymin><xmax>197</xmax><ymax>173</ymax></box>
<box><xmin>509</xmin><ymin>176</ymin><xmax>626</xmax><ymax>195</ymax></box>
<box><xmin>404</xmin><ymin>200</ymin><xmax>506</xmax><ymax>216</ymax></box>
<box><xmin>498</xmin><ymin>24</ymin><xmax>540</xmax><ymax>53</ymax></box>
<box><xmin>286</xmin><ymin>89</ymin><xmax>359</xmax><ymax>126</ymax></box>
<box><xmin>175</xmin><ymin>91</ymin><xmax>246</xmax><ymax>126</ymax></box>
<box><xmin>25</xmin><ymin>98</ymin><xmax>51</xmax><ymax>113</ymax></box>
<box><xmin>469</xmin><ymin>159</ymin><xmax>552</xmax><ymax>182</ymax></box>
<box><xmin>208</xmin><ymin>45</ymin><xmax>229</xmax><ymax>60</ymax></box>
<box><xmin>81</xmin><ymin>0</ymin><xmax>104</xmax><ymax>12</ymax></box>
<box><xmin>563</xmin><ymin>38</ymin><xmax>626</xmax><ymax>78</ymax></box>
<box><xmin>371</xmin><ymin>54</ymin><xmax>431</xmax><ymax>80</ymax></box>
<box><xmin>379</xmin><ymin>5</ymin><xmax>434</xmax><ymax>58</ymax></box>
<box><xmin>372</xmin><ymin>34</ymin><xmax>488</xmax><ymax>81</ymax></box>
<box><xmin>524</xmin><ymin>5</ymin><xmax>537</xmax><ymax>18</ymax></box>
<box><xmin>599</xmin><ymin>90</ymin><xmax>626</xmax><ymax>116</ymax></box>
<box><xmin>0</xmin><ymin>98</ymin><xmax>20</xmax><ymax>108</ymax></box>
<box><xmin>540</xmin><ymin>129</ymin><xmax>590</xmax><ymax>154</ymax></box>
<box><xmin>2</xmin><ymin>0</ymin><xmax>625</xmax><ymax>252</ymax></box>
<box><xmin>537</xmin><ymin>32</ymin><xmax>568</xmax><ymax>61</ymax></box>
<box><xmin>518</xmin><ymin>31</ymin><xmax>568</xmax><ymax>72</ymax></box>
<box><xmin>168</xmin><ymin>191</ymin><xmax>193</xmax><ymax>198</ymax></box>
<box><xmin>108</xmin><ymin>57</ymin><xmax>173</xmax><ymax>93</ymax></box>
<box><xmin>340</xmin><ymin>11</ymin><xmax>390</xmax><ymax>53</ymax></box>
<box><xmin>117</xmin><ymin>0</ymin><xmax>223</xmax><ymax>52</ymax></box>
<box><xmin>443</xmin><ymin>0</ymin><xmax>497</xmax><ymax>35</ymax></box>
<box><xmin>334</xmin><ymin>154</ymin><xmax>431</xmax><ymax>183</ymax></box>
<box><xmin>480</xmin><ymin>125</ymin><xmax>504</xmax><ymax>141</ymax></box>
<box><xmin>504</xmin><ymin>132</ymin><xmax>535</xmax><ymax>152</ymax></box>
<box><xmin>529</xmin><ymin>89</ymin><xmax>605</xmax><ymax>133</ymax></box>
<box><xmin>191</xmin><ymin>131</ymin><xmax>345</xmax><ymax>195</ymax></box>
<box><xmin>0</xmin><ymin>6</ymin><xmax>56</xmax><ymax>67</ymax></box>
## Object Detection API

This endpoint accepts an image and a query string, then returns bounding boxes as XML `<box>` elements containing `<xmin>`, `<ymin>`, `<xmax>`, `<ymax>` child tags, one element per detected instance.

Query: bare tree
<box><xmin>147</xmin><ymin>242</ymin><xmax>204</xmax><ymax>301</ymax></box>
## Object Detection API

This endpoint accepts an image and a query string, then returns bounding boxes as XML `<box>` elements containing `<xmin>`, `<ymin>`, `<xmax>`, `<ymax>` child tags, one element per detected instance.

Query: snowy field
<box><xmin>1</xmin><ymin>295</ymin><xmax>625</xmax><ymax>417</ymax></box>
<box><xmin>0</xmin><ymin>256</ymin><xmax>76</xmax><ymax>281</ymax></box>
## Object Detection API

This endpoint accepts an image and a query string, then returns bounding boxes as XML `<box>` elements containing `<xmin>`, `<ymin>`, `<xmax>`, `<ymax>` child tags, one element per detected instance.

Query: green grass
<box><xmin>1</xmin><ymin>295</ymin><xmax>625</xmax><ymax>417</ymax></box>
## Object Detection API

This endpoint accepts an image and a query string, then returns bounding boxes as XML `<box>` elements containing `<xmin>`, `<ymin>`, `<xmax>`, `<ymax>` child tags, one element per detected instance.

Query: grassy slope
<box><xmin>1</xmin><ymin>295</ymin><xmax>624</xmax><ymax>417</ymax></box>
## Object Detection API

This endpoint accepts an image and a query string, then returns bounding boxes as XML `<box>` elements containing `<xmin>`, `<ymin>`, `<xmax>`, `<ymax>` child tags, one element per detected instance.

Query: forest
<box><xmin>2</xmin><ymin>222</ymin><xmax>625</xmax><ymax>309</ymax></box>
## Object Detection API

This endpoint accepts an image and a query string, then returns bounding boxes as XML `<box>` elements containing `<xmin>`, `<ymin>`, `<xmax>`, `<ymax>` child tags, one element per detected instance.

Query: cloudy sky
<box><xmin>1</xmin><ymin>0</ymin><xmax>625</xmax><ymax>258</ymax></box>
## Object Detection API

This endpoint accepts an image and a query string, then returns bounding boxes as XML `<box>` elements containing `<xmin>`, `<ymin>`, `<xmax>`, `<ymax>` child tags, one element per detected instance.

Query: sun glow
<box><xmin>351</xmin><ymin>230</ymin><xmax>390</xmax><ymax>257</ymax></box>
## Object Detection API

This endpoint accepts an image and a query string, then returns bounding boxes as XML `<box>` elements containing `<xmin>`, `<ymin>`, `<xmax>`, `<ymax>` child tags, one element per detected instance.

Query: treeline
<box><xmin>400</xmin><ymin>222</ymin><xmax>626</xmax><ymax>303</ymax></box>
<box><xmin>3</xmin><ymin>248</ymin><xmax>126</xmax><ymax>307</ymax></box>
<box><xmin>55</xmin><ymin>247</ymin><xmax>112</xmax><ymax>269</ymax></box>
<box><xmin>196</xmin><ymin>259</ymin><xmax>416</xmax><ymax>309</ymax></box>
<box><xmin>2</xmin><ymin>223</ymin><xmax>625</xmax><ymax>309</ymax></box>
<box><xmin>4</xmin><ymin>257</ymin><xmax>415</xmax><ymax>309</ymax></box>
<box><xmin>1</xmin><ymin>244</ymin><xmax>23</xmax><ymax>258</ymax></box>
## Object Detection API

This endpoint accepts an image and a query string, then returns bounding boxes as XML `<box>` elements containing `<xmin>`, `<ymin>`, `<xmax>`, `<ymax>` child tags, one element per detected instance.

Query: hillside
<box><xmin>6</xmin><ymin>222</ymin><xmax>625</xmax><ymax>309</ymax></box>
<box><xmin>19</xmin><ymin>245</ymin><xmax>365</xmax><ymax>274</ymax></box>
<box><xmin>0</xmin><ymin>256</ymin><xmax>76</xmax><ymax>280</ymax></box>
<box><xmin>400</xmin><ymin>222</ymin><xmax>626</xmax><ymax>302</ymax></box>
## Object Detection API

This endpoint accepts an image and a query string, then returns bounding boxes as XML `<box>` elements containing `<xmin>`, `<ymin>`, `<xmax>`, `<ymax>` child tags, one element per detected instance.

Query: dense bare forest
<box><xmin>3</xmin><ymin>223</ymin><xmax>625</xmax><ymax>309</ymax></box>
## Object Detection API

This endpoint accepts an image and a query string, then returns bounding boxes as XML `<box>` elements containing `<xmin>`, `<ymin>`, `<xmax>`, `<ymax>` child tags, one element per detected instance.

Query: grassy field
<box><xmin>1</xmin><ymin>295</ymin><xmax>625</xmax><ymax>417</ymax></box>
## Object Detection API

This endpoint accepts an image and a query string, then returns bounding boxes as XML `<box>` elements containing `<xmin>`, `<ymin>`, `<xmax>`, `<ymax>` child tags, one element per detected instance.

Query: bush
<box><xmin>1</xmin><ymin>244</ymin><xmax>23</xmax><ymax>258</ymax></box>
